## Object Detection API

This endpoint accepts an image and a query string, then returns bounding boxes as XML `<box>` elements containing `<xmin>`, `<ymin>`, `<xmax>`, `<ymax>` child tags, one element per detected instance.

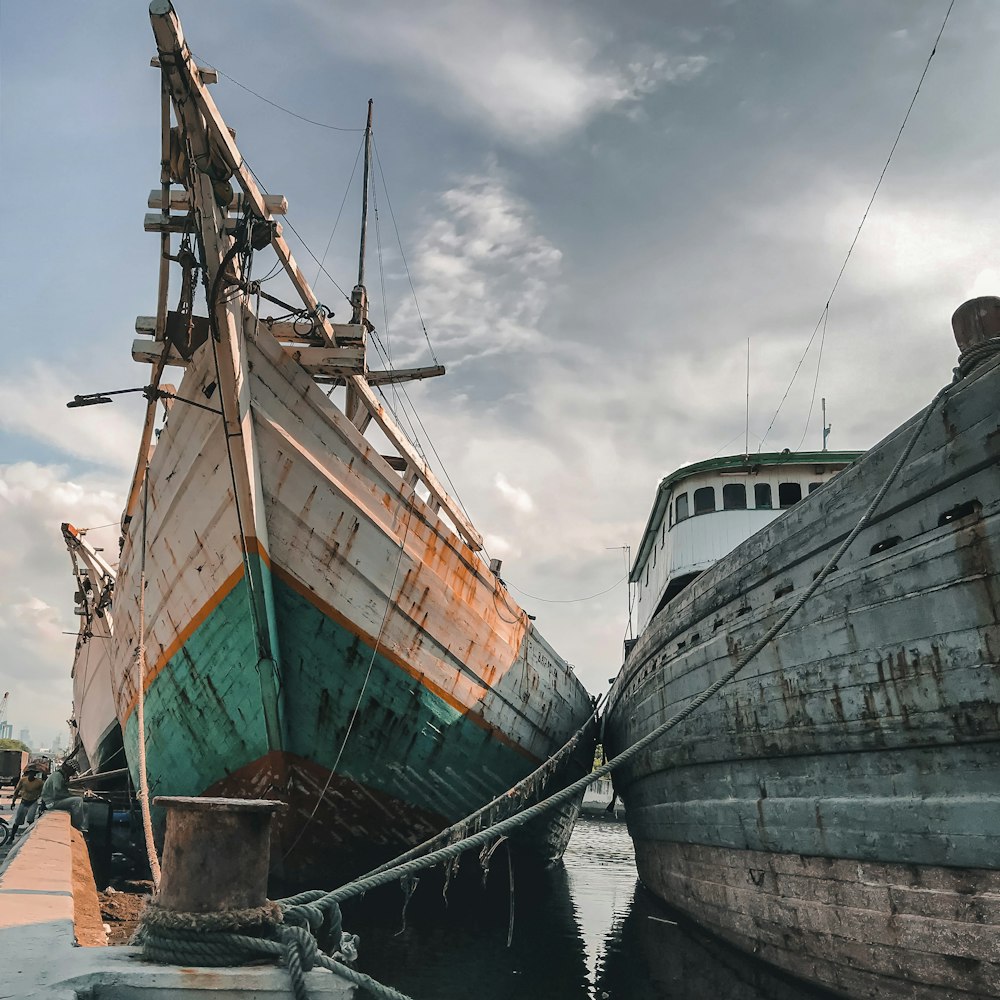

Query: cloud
<box><xmin>0</xmin><ymin>363</ymin><xmax>139</xmax><ymax>472</ymax></box>
<box><xmin>0</xmin><ymin>462</ymin><xmax>124</xmax><ymax>746</ymax></box>
<box><xmin>389</xmin><ymin>166</ymin><xmax>562</xmax><ymax>365</ymax></box>
<box><xmin>494</xmin><ymin>472</ymin><xmax>534</xmax><ymax>513</ymax></box>
<box><xmin>297</xmin><ymin>0</ymin><xmax>708</xmax><ymax>143</ymax></box>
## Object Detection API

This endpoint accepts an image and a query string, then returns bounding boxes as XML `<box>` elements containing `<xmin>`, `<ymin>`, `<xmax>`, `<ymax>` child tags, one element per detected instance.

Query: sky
<box><xmin>1</xmin><ymin>0</ymin><xmax>999</xmax><ymax>744</ymax></box>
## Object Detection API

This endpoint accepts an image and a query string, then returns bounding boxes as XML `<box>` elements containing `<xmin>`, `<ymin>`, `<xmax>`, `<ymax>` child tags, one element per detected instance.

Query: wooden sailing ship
<box><xmin>62</xmin><ymin>523</ymin><xmax>124</xmax><ymax>780</ymax></box>
<box><xmin>604</xmin><ymin>298</ymin><xmax>1000</xmax><ymax>998</ymax></box>
<box><xmin>87</xmin><ymin>1</ymin><xmax>595</xmax><ymax>884</ymax></box>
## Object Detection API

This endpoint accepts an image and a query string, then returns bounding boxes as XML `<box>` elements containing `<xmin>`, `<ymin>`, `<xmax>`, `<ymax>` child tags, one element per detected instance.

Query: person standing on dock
<box><xmin>40</xmin><ymin>761</ymin><xmax>89</xmax><ymax>834</ymax></box>
<box><xmin>9</xmin><ymin>769</ymin><xmax>44</xmax><ymax>838</ymax></box>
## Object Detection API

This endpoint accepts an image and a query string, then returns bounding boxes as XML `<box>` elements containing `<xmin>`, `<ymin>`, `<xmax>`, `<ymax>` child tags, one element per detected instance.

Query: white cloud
<box><xmin>0</xmin><ymin>462</ymin><xmax>124</xmax><ymax>745</ymax></box>
<box><xmin>297</xmin><ymin>0</ymin><xmax>708</xmax><ymax>143</ymax></box>
<box><xmin>0</xmin><ymin>363</ymin><xmax>139</xmax><ymax>472</ymax></box>
<box><xmin>391</xmin><ymin>166</ymin><xmax>562</xmax><ymax>365</ymax></box>
<box><xmin>494</xmin><ymin>472</ymin><xmax>534</xmax><ymax>513</ymax></box>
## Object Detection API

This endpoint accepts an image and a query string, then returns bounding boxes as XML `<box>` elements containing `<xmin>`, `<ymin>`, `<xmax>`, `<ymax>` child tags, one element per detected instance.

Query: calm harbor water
<box><xmin>348</xmin><ymin>817</ymin><xmax>835</xmax><ymax>1000</ymax></box>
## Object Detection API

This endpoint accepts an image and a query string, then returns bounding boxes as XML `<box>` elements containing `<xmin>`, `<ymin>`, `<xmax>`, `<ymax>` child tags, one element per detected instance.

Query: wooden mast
<box><xmin>150</xmin><ymin>0</ymin><xmax>285</xmax><ymax>750</ymax></box>
<box><xmin>145</xmin><ymin>1</ymin><xmax>482</xmax><ymax>551</ymax></box>
<box><xmin>345</xmin><ymin>99</ymin><xmax>373</xmax><ymax>424</ymax></box>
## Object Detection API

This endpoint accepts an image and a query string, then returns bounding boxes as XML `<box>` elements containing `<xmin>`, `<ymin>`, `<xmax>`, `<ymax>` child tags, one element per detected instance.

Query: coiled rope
<box><xmin>138</xmin><ymin>344</ymin><xmax>998</xmax><ymax>999</ymax></box>
<box><xmin>954</xmin><ymin>337</ymin><xmax>1000</xmax><ymax>381</ymax></box>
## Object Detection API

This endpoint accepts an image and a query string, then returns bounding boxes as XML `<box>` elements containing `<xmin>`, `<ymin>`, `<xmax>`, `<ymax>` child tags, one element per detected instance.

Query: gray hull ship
<box><xmin>604</xmin><ymin>298</ymin><xmax>1000</xmax><ymax>999</ymax></box>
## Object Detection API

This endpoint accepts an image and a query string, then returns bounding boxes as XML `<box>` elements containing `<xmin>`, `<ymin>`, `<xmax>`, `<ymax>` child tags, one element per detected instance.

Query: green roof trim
<box><xmin>629</xmin><ymin>449</ymin><xmax>864</xmax><ymax>581</ymax></box>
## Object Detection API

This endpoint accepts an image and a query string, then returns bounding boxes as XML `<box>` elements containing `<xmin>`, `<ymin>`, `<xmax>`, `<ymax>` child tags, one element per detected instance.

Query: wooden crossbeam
<box><xmin>144</xmin><ymin>212</ymin><xmax>283</xmax><ymax>237</ymax></box>
<box><xmin>315</xmin><ymin>365</ymin><xmax>446</xmax><ymax>387</ymax></box>
<box><xmin>150</xmin><ymin>55</ymin><xmax>217</xmax><ymax>84</ymax></box>
<box><xmin>139</xmin><ymin>313</ymin><xmax>364</xmax><ymax>348</ymax></box>
<box><xmin>148</xmin><ymin>188</ymin><xmax>288</xmax><ymax>215</ymax></box>
<box><xmin>132</xmin><ymin>337</ymin><xmax>366</xmax><ymax>377</ymax></box>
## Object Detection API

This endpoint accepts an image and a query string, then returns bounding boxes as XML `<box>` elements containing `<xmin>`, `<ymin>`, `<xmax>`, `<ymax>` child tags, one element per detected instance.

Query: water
<box><xmin>349</xmin><ymin>818</ymin><xmax>834</xmax><ymax>999</ymax></box>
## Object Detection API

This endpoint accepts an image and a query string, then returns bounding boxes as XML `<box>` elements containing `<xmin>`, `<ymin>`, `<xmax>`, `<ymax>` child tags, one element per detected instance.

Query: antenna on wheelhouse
<box><xmin>351</xmin><ymin>98</ymin><xmax>374</xmax><ymax>327</ymax></box>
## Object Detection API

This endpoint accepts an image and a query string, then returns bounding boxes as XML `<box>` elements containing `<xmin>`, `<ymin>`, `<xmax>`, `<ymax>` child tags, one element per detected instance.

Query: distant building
<box><xmin>0</xmin><ymin>722</ymin><xmax>12</xmax><ymax>740</ymax></box>
<box><xmin>18</xmin><ymin>729</ymin><xmax>31</xmax><ymax>749</ymax></box>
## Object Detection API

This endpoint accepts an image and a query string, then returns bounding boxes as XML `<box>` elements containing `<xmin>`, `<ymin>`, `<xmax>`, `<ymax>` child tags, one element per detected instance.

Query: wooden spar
<box><xmin>63</xmin><ymin>522</ymin><xmax>118</xmax><ymax>585</ymax></box>
<box><xmin>148</xmin><ymin>3</ymin><xmax>337</xmax><ymax>346</ymax></box>
<box><xmin>120</xmin><ymin>80</ymin><xmax>178</xmax><ymax>531</ymax></box>
<box><xmin>147</xmin><ymin>188</ymin><xmax>288</xmax><ymax>214</ymax></box>
<box><xmin>316</xmin><ymin>364</ymin><xmax>447</xmax><ymax>387</ymax></box>
<box><xmin>345</xmin><ymin>100</ymin><xmax>373</xmax><ymax>426</ymax></box>
<box><xmin>148</xmin><ymin>1</ymin><xmax>483</xmax><ymax>551</ymax></box>
<box><xmin>150</xmin><ymin>1</ymin><xmax>285</xmax><ymax>749</ymax></box>
<box><xmin>144</xmin><ymin>212</ymin><xmax>282</xmax><ymax>236</ymax></box>
<box><xmin>155</xmin><ymin>81</ymin><xmax>171</xmax><ymax>342</ymax></box>
<box><xmin>355</xmin><ymin>99</ymin><xmax>373</xmax><ymax>308</ymax></box>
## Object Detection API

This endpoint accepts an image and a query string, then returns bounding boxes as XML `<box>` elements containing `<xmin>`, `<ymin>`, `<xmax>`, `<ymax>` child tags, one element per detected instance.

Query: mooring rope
<box><xmin>136</xmin><ymin>469</ymin><xmax>162</xmax><ymax>889</ymax></box>
<box><xmin>138</xmin><ymin>345</ymin><xmax>995</xmax><ymax>998</ymax></box>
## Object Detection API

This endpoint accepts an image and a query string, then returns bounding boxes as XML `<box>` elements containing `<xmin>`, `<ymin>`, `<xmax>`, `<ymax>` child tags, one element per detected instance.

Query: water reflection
<box><xmin>349</xmin><ymin>818</ymin><xmax>833</xmax><ymax>1000</ymax></box>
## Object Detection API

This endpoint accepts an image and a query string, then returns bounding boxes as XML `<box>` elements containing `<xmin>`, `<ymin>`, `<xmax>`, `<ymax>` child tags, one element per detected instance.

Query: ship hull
<box><xmin>112</xmin><ymin>329</ymin><xmax>593</xmax><ymax>884</ymax></box>
<box><xmin>605</xmin><ymin>353</ymin><xmax>1000</xmax><ymax>998</ymax></box>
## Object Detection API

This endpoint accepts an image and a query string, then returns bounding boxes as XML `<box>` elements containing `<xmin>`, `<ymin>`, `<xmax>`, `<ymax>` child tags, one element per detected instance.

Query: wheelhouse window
<box><xmin>675</xmin><ymin>492</ymin><xmax>689</xmax><ymax>522</ymax></box>
<box><xmin>693</xmin><ymin>486</ymin><xmax>716</xmax><ymax>515</ymax></box>
<box><xmin>779</xmin><ymin>482</ymin><xmax>802</xmax><ymax>508</ymax></box>
<box><xmin>754</xmin><ymin>483</ymin><xmax>772</xmax><ymax>509</ymax></box>
<box><xmin>723</xmin><ymin>483</ymin><xmax>747</xmax><ymax>510</ymax></box>
<box><xmin>808</xmin><ymin>481</ymin><xmax>823</xmax><ymax>494</ymax></box>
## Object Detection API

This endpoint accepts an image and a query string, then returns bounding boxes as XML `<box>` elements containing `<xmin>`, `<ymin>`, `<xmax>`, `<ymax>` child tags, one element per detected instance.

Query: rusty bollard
<box><xmin>153</xmin><ymin>796</ymin><xmax>286</xmax><ymax>912</ymax></box>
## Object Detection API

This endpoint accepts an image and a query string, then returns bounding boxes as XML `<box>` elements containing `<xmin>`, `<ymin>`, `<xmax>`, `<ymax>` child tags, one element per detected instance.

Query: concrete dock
<box><xmin>0</xmin><ymin>809</ymin><xmax>353</xmax><ymax>998</ymax></box>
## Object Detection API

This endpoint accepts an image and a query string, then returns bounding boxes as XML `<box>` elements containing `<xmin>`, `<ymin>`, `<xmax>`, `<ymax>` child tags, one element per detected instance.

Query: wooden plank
<box><xmin>144</xmin><ymin>212</ymin><xmax>282</xmax><ymax>237</ymax></box>
<box><xmin>132</xmin><ymin>337</ymin><xmax>366</xmax><ymax>376</ymax></box>
<box><xmin>147</xmin><ymin>188</ymin><xmax>288</xmax><ymax>215</ymax></box>
<box><xmin>149</xmin><ymin>54</ymin><xmax>216</xmax><ymax>84</ymax></box>
<box><xmin>346</xmin><ymin>375</ymin><xmax>483</xmax><ymax>550</ymax></box>
<box><xmin>314</xmin><ymin>365</ymin><xmax>446</xmax><ymax>387</ymax></box>
<box><xmin>132</xmin><ymin>338</ymin><xmax>188</xmax><ymax>367</ymax></box>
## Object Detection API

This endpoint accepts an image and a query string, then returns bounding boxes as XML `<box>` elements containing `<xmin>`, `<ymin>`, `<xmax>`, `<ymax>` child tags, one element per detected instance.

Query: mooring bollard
<box><xmin>153</xmin><ymin>796</ymin><xmax>286</xmax><ymax>913</ymax></box>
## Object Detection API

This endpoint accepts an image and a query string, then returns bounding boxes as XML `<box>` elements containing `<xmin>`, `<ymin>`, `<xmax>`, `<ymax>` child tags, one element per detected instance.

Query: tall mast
<box><xmin>351</xmin><ymin>99</ymin><xmax>374</xmax><ymax>325</ymax></box>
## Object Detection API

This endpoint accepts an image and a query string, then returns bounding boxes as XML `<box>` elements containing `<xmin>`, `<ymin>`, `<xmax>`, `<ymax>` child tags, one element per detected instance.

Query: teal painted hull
<box><xmin>125</xmin><ymin>569</ymin><xmax>591</xmax><ymax>883</ymax></box>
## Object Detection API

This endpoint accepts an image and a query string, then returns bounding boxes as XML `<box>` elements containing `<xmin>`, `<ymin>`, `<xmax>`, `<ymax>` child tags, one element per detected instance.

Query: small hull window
<box><xmin>676</xmin><ymin>492</ymin><xmax>689</xmax><ymax>522</ymax></box>
<box><xmin>723</xmin><ymin>483</ymin><xmax>747</xmax><ymax>510</ymax></box>
<box><xmin>693</xmin><ymin>486</ymin><xmax>716</xmax><ymax>515</ymax></box>
<box><xmin>779</xmin><ymin>482</ymin><xmax>802</xmax><ymax>508</ymax></box>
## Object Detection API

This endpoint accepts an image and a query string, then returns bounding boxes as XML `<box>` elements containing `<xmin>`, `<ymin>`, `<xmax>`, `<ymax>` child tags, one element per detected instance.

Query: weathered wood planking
<box><xmin>605</xmin><ymin>348</ymin><xmax>1000</xmax><ymax>998</ymax></box>
<box><xmin>112</xmin><ymin>312</ymin><xmax>593</xmax><ymax>880</ymax></box>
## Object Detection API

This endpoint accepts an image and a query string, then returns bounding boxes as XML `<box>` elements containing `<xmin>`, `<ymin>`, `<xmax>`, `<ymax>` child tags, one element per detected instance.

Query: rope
<box><xmin>138</xmin><ymin>898</ymin><xmax>413</xmax><ymax>1000</ymax></box>
<box><xmin>136</xmin><ymin>470</ymin><xmax>162</xmax><ymax>890</ymax></box>
<box><xmin>954</xmin><ymin>337</ymin><xmax>1000</xmax><ymax>380</ymax></box>
<box><xmin>362</xmin><ymin>695</ymin><xmax>602</xmax><ymax>880</ymax></box>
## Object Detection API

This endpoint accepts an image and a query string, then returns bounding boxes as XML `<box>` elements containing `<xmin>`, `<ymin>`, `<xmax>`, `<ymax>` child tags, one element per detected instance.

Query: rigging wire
<box><xmin>795</xmin><ymin>304</ymin><xmax>830</xmax><ymax>451</ymax></box>
<box><xmin>371</xmin><ymin>154</ymin><xmax>401</xmax><ymax>418</ymax></box>
<box><xmin>372</xmin><ymin>138</ymin><xmax>439</xmax><ymax>365</ymax></box>
<box><xmin>314</xmin><ymin>135</ymin><xmax>366</xmax><ymax>291</ymax></box>
<box><xmin>505</xmin><ymin>572</ymin><xmax>628</xmax><ymax>605</ymax></box>
<box><xmin>244</xmin><ymin>150</ymin><xmax>476</xmax><ymax>556</ymax></box>
<box><xmin>243</xmin><ymin>160</ymin><xmax>353</xmax><ymax>304</ymax></box>
<box><xmin>189</xmin><ymin>52</ymin><xmax>365</xmax><ymax>132</ymax></box>
<box><xmin>757</xmin><ymin>0</ymin><xmax>956</xmax><ymax>452</ymax></box>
